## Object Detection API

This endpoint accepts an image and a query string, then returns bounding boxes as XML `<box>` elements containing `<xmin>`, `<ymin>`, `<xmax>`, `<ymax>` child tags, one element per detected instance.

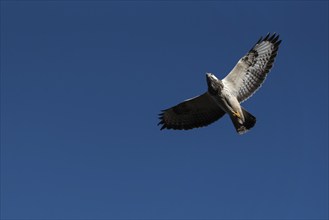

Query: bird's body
<box><xmin>158</xmin><ymin>33</ymin><xmax>281</xmax><ymax>134</ymax></box>
<box><xmin>206</xmin><ymin>73</ymin><xmax>255</xmax><ymax>134</ymax></box>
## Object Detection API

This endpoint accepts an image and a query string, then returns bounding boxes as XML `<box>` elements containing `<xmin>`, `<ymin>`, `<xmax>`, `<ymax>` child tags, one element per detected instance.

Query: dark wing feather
<box><xmin>158</xmin><ymin>92</ymin><xmax>226</xmax><ymax>130</ymax></box>
<box><xmin>223</xmin><ymin>33</ymin><xmax>281</xmax><ymax>103</ymax></box>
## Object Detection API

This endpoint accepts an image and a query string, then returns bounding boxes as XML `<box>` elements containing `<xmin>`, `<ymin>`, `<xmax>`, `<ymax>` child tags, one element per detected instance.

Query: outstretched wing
<box><xmin>158</xmin><ymin>92</ymin><xmax>226</xmax><ymax>130</ymax></box>
<box><xmin>223</xmin><ymin>33</ymin><xmax>281</xmax><ymax>103</ymax></box>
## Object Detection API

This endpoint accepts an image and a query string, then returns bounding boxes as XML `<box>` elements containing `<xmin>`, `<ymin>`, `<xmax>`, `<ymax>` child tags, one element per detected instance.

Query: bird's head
<box><xmin>206</xmin><ymin>73</ymin><xmax>223</xmax><ymax>95</ymax></box>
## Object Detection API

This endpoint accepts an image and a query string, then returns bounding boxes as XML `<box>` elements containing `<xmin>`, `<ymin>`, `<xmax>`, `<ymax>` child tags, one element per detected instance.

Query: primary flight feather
<box><xmin>158</xmin><ymin>33</ymin><xmax>281</xmax><ymax>134</ymax></box>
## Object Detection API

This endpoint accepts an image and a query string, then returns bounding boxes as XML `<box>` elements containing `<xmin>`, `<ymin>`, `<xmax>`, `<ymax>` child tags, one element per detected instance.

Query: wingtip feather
<box><xmin>263</xmin><ymin>33</ymin><xmax>270</xmax><ymax>41</ymax></box>
<box><xmin>275</xmin><ymin>40</ymin><xmax>282</xmax><ymax>47</ymax></box>
<box><xmin>268</xmin><ymin>33</ymin><xmax>276</xmax><ymax>41</ymax></box>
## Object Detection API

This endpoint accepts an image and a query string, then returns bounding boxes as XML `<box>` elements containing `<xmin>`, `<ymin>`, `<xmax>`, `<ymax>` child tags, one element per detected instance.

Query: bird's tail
<box><xmin>230</xmin><ymin>107</ymin><xmax>256</xmax><ymax>134</ymax></box>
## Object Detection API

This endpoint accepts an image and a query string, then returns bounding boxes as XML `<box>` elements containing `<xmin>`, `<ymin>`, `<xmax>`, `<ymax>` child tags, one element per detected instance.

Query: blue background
<box><xmin>1</xmin><ymin>1</ymin><xmax>328</xmax><ymax>219</ymax></box>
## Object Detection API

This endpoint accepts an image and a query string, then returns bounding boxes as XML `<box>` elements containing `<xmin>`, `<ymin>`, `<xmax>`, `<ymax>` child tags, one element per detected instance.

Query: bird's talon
<box><xmin>233</xmin><ymin>111</ymin><xmax>241</xmax><ymax>118</ymax></box>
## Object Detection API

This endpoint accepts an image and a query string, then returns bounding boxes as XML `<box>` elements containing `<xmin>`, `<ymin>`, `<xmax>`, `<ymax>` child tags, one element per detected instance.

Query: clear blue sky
<box><xmin>1</xmin><ymin>1</ymin><xmax>328</xmax><ymax>219</ymax></box>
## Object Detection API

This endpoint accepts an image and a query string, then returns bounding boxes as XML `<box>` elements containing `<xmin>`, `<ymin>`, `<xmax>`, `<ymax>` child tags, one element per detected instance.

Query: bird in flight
<box><xmin>158</xmin><ymin>33</ymin><xmax>281</xmax><ymax>134</ymax></box>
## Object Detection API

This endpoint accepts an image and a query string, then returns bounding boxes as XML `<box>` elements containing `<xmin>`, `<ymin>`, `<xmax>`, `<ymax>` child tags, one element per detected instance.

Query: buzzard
<box><xmin>158</xmin><ymin>33</ymin><xmax>281</xmax><ymax>134</ymax></box>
